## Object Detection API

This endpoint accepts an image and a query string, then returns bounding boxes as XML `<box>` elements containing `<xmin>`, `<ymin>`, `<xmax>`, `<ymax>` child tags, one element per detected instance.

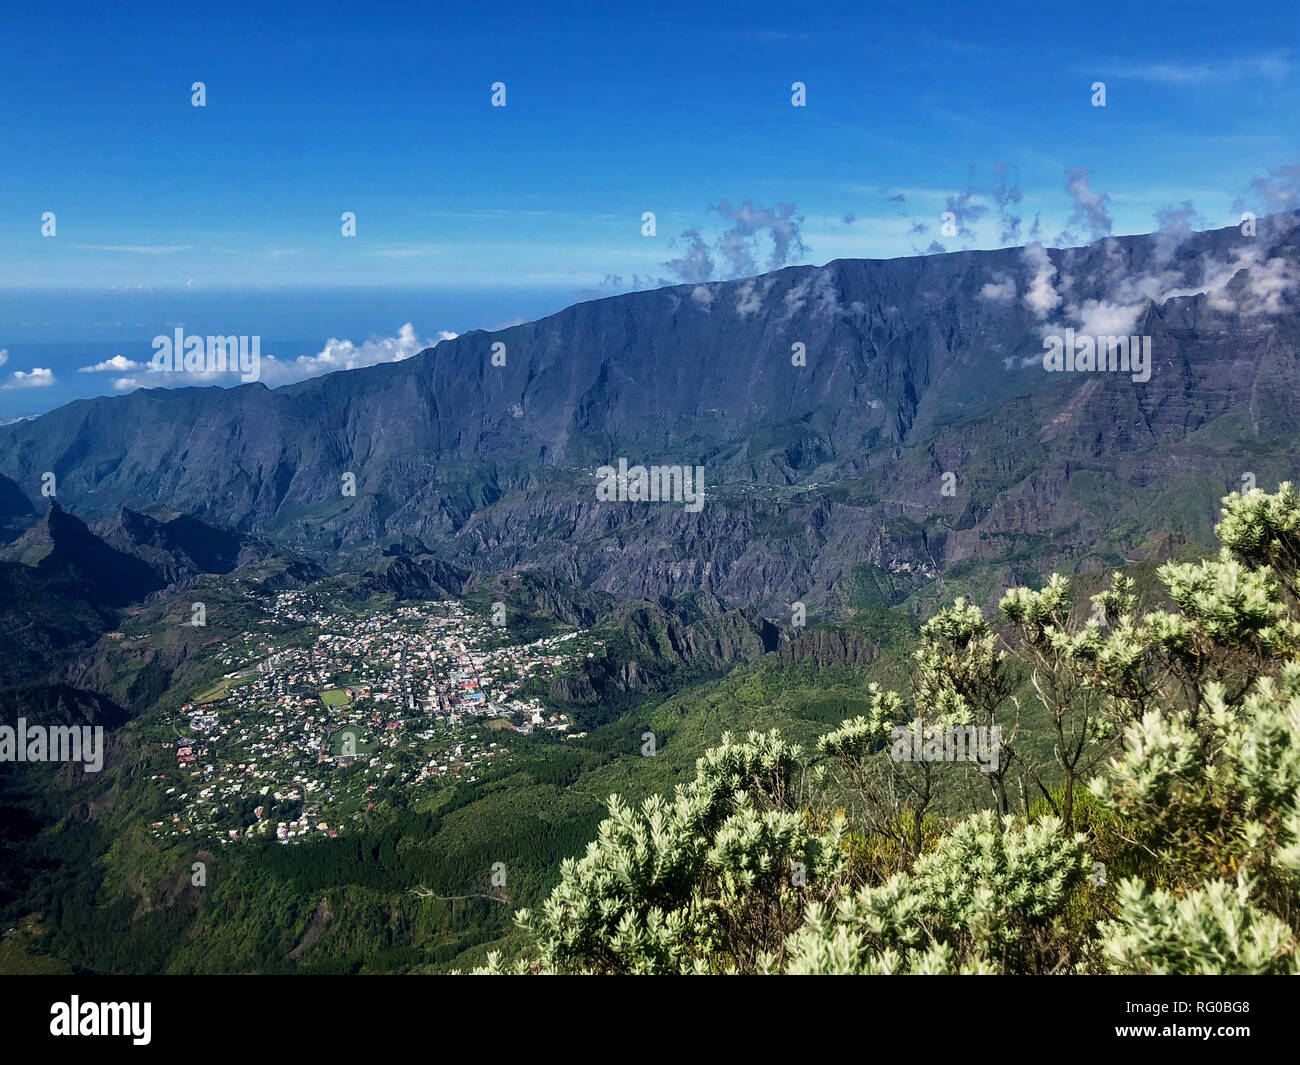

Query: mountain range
<box><xmin>2</xmin><ymin>216</ymin><xmax>1297</xmax><ymax>619</ymax></box>
<box><xmin>4</xmin><ymin>215</ymin><xmax>1298</xmax><ymax>977</ymax></box>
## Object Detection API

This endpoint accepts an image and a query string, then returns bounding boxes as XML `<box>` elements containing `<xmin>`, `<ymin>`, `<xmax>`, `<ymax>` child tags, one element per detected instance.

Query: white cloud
<box><xmin>1071</xmin><ymin>299</ymin><xmax>1147</xmax><ymax>337</ymax></box>
<box><xmin>1243</xmin><ymin>256</ymin><xmax>1300</xmax><ymax>314</ymax></box>
<box><xmin>1127</xmin><ymin>243</ymin><xmax>1299</xmax><ymax>318</ymax></box>
<box><xmin>1207</xmin><ymin>251</ymin><xmax>1300</xmax><ymax>316</ymax></box>
<box><xmin>1022</xmin><ymin>243</ymin><xmax>1061</xmax><ymax>317</ymax></box>
<box><xmin>783</xmin><ymin>277</ymin><xmax>811</xmax><ymax>317</ymax></box>
<box><xmin>734</xmin><ymin>277</ymin><xmax>778</xmax><ymax>317</ymax></box>
<box><xmin>1109</xmin><ymin>53</ymin><xmax>1292</xmax><ymax>85</ymax></box>
<box><xmin>258</xmin><ymin>323</ymin><xmax>448</xmax><ymax>386</ymax></box>
<box><xmin>0</xmin><ymin>349</ymin><xmax>7</xmax><ymax>368</ymax></box>
<box><xmin>734</xmin><ymin>279</ymin><xmax>761</xmax><ymax>317</ymax></box>
<box><xmin>979</xmin><ymin>273</ymin><xmax>1017</xmax><ymax>302</ymax></box>
<box><xmin>73</xmin><ymin>244</ymin><xmax>193</xmax><ymax>254</ymax></box>
<box><xmin>1035</xmin><ymin>223</ymin><xmax>1298</xmax><ymax>340</ymax></box>
<box><xmin>3</xmin><ymin>367</ymin><xmax>55</xmax><ymax>389</ymax></box>
<box><xmin>79</xmin><ymin>326</ymin><xmax>457</xmax><ymax>393</ymax></box>
<box><xmin>79</xmin><ymin>354</ymin><xmax>147</xmax><ymax>373</ymax></box>
<box><xmin>809</xmin><ymin>269</ymin><xmax>843</xmax><ymax>317</ymax></box>
<box><xmin>1063</xmin><ymin>168</ymin><xmax>1112</xmax><ymax>241</ymax></box>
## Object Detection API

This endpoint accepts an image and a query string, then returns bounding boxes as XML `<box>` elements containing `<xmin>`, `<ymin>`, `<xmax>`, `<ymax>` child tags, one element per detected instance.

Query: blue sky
<box><xmin>1</xmin><ymin>0</ymin><xmax>1297</xmax><ymax>414</ymax></box>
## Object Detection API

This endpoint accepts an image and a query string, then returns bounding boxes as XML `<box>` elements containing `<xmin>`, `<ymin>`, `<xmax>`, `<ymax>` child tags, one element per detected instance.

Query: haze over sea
<box><xmin>0</xmin><ymin>287</ymin><xmax>574</xmax><ymax>418</ymax></box>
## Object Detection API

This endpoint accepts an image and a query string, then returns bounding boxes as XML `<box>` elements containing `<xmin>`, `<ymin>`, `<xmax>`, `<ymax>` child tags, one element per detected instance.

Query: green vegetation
<box><xmin>479</xmin><ymin>485</ymin><xmax>1300</xmax><ymax>974</ymax></box>
<box><xmin>8</xmin><ymin>485</ymin><xmax>1300</xmax><ymax>975</ymax></box>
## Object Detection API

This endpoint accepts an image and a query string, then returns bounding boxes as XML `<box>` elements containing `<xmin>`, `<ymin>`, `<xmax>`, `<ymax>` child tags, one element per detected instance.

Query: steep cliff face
<box><xmin>1</xmin><ymin>218</ymin><xmax>1296</xmax><ymax>614</ymax></box>
<box><xmin>359</xmin><ymin>554</ymin><xmax>472</xmax><ymax>601</ymax></box>
<box><xmin>776</xmin><ymin>628</ymin><xmax>881</xmax><ymax>669</ymax></box>
<box><xmin>605</xmin><ymin>590</ymin><xmax>782</xmax><ymax>668</ymax></box>
<box><xmin>544</xmin><ymin>589</ymin><xmax>782</xmax><ymax>723</ymax></box>
<box><xmin>0</xmin><ymin>504</ymin><xmax>160</xmax><ymax>685</ymax></box>
<box><xmin>0</xmin><ymin>473</ymin><xmax>34</xmax><ymax>538</ymax></box>
<box><xmin>1</xmin><ymin>503</ymin><xmax>165</xmax><ymax>607</ymax></box>
<box><xmin>87</xmin><ymin>506</ymin><xmax>288</xmax><ymax>585</ymax></box>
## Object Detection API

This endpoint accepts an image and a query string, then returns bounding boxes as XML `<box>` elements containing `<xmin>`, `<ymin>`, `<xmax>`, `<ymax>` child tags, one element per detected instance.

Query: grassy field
<box><xmin>320</xmin><ymin>688</ymin><xmax>349</xmax><ymax>707</ymax></box>
<box><xmin>192</xmin><ymin>666</ymin><xmax>262</xmax><ymax>705</ymax></box>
